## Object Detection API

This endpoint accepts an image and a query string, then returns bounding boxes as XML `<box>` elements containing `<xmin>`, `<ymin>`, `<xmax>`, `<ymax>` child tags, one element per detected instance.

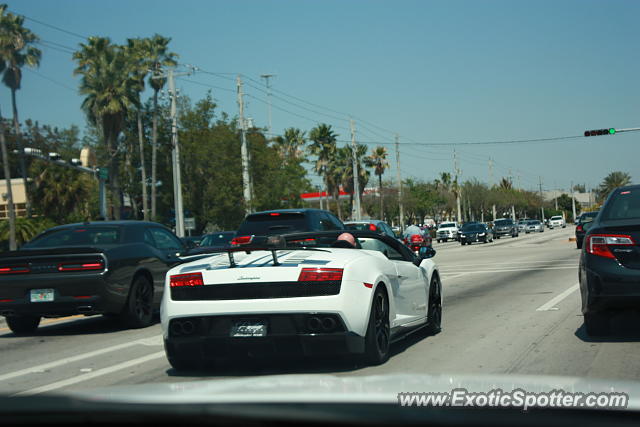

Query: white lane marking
<box><xmin>0</xmin><ymin>335</ymin><xmax>162</xmax><ymax>382</ymax></box>
<box><xmin>536</xmin><ymin>283</ymin><xmax>579</xmax><ymax>312</ymax></box>
<box><xmin>439</xmin><ymin>266</ymin><xmax>577</xmax><ymax>274</ymax></box>
<box><xmin>13</xmin><ymin>351</ymin><xmax>165</xmax><ymax>396</ymax></box>
<box><xmin>441</xmin><ymin>260</ymin><xmax>576</xmax><ymax>268</ymax></box>
<box><xmin>440</xmin><ymin>272</ymin><xmax>469</xmax><ymax>280</ymax></box>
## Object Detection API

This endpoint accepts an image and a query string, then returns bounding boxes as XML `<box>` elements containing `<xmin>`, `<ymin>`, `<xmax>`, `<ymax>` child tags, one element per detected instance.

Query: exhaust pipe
<box><xmin>307</xmin><ymin>316</ymin><xmax>322</xmax><ymax>332</ymax></box>
<box><xmin>181</xmin><ymin>320</ymin><xmax>195</xmax><ymax>335</ymax></box>
<box><xmin>0</xmin><ymin>310</ymin><xmax>15</xmax><ymax>316</ymax></box>
<box><xmin>321</xmin><ymin>316</ymin><xmax>336</xmax><ymax>332</ymax></box>
<box><xmin>170</xmin><ymin>322</ymin><xmax>183</xmax><ymax>336</ymax></box>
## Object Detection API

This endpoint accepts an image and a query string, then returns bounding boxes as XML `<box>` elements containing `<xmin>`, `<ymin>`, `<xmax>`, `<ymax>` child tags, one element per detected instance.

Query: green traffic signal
<box><xmin>609</xmin><ymin>128</ymin><xmax>616</xmax><ymax>135</ymax></box>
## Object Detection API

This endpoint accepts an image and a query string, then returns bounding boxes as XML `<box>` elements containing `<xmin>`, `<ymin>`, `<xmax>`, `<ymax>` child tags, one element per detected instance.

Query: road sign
<box><xmin>184</xmin><ymin>217</ymin><xmax>196</xmax><ymax>231</ymax></box>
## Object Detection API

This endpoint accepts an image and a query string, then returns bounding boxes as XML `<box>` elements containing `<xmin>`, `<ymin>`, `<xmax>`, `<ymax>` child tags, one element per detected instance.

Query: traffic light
<box><xmin>584</xmin><ymin>128</ymin><xmax>615</xmax><ymax>137</ymax></box>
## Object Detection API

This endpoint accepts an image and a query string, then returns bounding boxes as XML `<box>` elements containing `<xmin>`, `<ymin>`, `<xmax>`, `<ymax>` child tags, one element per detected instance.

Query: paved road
<box><xmin>3</xmin><ymin>226</ymin><xmax>640</xmax><ymax>396</ymax></box>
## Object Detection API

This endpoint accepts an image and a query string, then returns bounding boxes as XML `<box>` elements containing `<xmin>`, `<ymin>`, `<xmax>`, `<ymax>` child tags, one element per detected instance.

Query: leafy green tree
<box><xmin>73</xmin><ymin>37</ymin><xmax>142</xmax><ymax>219</ymax></box>
<box><xmin>0</xmin><ymin>5</ymin><xmax>41</xmax><ymax>217</ymax></box>
<box><xmin>368</xmin><ymin>146</ymin><xmax>389</xmax><ymax>219</ymax></box>
<box><xmin>597</xmin><ymin>171</ymin><xmax>631</xmax><ymax>202</ymax></box>
<box><xmin>31</xmin><ymin>165</ymin><xmax>96</xmax><ymax>224</ymax></box>
<box><xmin>335</xmin><ymin>144</ymin><xmax>371</xmax><ymax>219</ymax></box>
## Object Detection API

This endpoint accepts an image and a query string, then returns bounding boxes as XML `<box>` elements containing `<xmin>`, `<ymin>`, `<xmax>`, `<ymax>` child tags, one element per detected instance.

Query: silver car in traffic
<box><xmin>525</xmin><ymin>220</ymin><xmax>544</xmax><ymax>233</ymax></box>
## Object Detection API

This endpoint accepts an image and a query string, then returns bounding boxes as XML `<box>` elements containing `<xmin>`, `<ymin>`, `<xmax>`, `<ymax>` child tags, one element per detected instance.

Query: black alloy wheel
<box><xmin>364</xmin><ymin>287</ymin><xmax>391</xmax><ymax>365</ymax></box>
<box><xmin>426</xmin><ymin>275</ymin><xmax>442</xmax><ymax>335</ymax></box>
<box><xmin>6</xmin><ymin>315</ymin><xmax>41</xmax><ymax>335</ymax></box>
<box><xmin>121</xmin><ymin>275</ymin><xmax>154</xmax><ymax>329</ymax></box>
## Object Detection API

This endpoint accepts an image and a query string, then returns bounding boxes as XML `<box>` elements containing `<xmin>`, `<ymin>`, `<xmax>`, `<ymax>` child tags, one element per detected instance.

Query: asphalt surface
<box><xmin>3</xmin><ymin>226</ymin><xmax>640</xmax><ymax>396</ymax></box>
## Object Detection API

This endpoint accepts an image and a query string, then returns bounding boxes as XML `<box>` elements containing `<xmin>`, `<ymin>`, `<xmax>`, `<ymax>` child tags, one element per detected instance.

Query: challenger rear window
<box><xmin>24</xmin><ymin>227</ymin><xmax>121</xmax><ymax>248</ymax></box>
<box><xmin>237</xmin><ymin>213</ymin><xmax>308</xmax><ymax>236</ymax></box>
<box><xmin>603</xmin><ymin>190</ymin><xmax>640</xmax><ymax>220</ymax></box>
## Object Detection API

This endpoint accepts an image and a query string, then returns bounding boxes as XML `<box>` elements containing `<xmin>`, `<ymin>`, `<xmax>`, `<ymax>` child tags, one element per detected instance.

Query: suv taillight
<box><xmin>298</xmin><ymin>268</ymin><xmax>343</xmax><ymax>282</ymax></box>
<box><xmin>586</xmin><ymin>234</ymin><xmax>635</xmax><ymax>259</ymax></box>
<box><xmin>170</xmin><ymin>272</ymin><xmax>204</xmax><ymax>288</ymax></box>
<box><xmin>231</xmin><ymin>235</ymin><xmax>253</xmax><ymax>246</ymax></box>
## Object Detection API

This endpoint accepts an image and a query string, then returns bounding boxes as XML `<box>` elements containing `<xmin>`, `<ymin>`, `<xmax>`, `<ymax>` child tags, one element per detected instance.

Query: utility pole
<box><xmin>571</xmin><ymin>180</ymin><xmax>577</xmax><ymax>223</ymax></box>
<box><xmin>539</xmin><ymin>176</ymin><xmax>545</xmax><ymax>222</ymax></box>
<box><xmin>489</xmin><ymin>157</ymin><xmax>496</xmax><ymax>222</ymax></box>
<box><xmin>151</xmin><ymin>67</ymin><xmax>194</xmax><ymax>237</ymax></box>
<box><xmin>168</xmin><ymin>69</ymin><xmax>185</xmax><ymax>237</ymax></box>
<box><xmin>395</xmin><ymin>134</ymin><xmax>404</xmax><ymax>231</ymax></box>
<box><xmin>350</xmin><ymin>119</ymin><xmax>361</xmax><ymax>221</ymax></box>
<box><xmin>554</xmin><ymin>181</ymin><xmax>558</xmax><ymax>210</ymax></box>
<box><xmin>454</xmin><ymin>149</ymin><xmax>462</xmax><ymax>224</ymax></box>
<box><xmin>0</xmin><ymin>122</ymin><xmax>16</xmax><ymax>250</ymax></box>
<box><xmin>237</xmin><ymin>75</ymin><xmax>252</xmax><ymax>216</ymax></box>
<box><xmin>260</xmin><ymin>74</ymin><xmax>275</xmax><ymax>139</ymax></box>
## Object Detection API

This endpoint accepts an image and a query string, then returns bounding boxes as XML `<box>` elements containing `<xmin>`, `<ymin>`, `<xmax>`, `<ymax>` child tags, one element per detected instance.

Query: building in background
<box><xmin>0</xmin><ymin>178</ymin><xmax>27</xmax><ymax>219</ymax></box>
<box><xmin>542</xmin><ymin>190</ymin><xmax>596</xmax><ymax>210</ymax></box>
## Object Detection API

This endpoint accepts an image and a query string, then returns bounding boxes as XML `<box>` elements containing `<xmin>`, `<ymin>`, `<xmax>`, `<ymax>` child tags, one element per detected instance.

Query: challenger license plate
<box><xmin>30</xmin><ymin>289</ymin><xmax>54</xmax><ymax>303</ymax></box>
<box><xmin>230</xmin><ymin>320</ymin><xmax>267</xmax><ymax>337</ymax></box>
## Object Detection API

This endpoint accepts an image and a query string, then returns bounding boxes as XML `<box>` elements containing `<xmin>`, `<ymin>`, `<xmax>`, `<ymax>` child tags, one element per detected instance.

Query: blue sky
<box><xmin>5</xmin><ymin>0</ymin><xmax>640</xmax><ymax>192</ymax></box>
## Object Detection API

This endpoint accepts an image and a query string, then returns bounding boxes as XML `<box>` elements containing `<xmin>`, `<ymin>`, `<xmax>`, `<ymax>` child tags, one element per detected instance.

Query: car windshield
<box><xmin>22</xmin><ymin>227</ymin><xmax>121</xmax><ymax>248</ymax></box>
<box><xmin>3</xmin><ymin>0</ymin><xmax>640</xmax><ymax>418</ymax></box>
<box><xmin>199</xmin><ymin>233</ymin><xmax>234</xmax><ymax>247</ymax></box>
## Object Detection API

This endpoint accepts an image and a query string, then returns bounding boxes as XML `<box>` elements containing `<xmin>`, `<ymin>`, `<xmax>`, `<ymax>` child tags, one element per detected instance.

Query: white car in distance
<box><xmin>161</xmin><ymin>231</ymin><xmax>442</xmax><ymax>371</ymax></box>
<box><xmin>548</xmin><ymin>215</ymin><xmax>566</xmax><ymax>229</ymax></box>
<box><xmin>436</xmin><ymin>222</ymin><xmax>459</xmax><ymax>243</ymax></box>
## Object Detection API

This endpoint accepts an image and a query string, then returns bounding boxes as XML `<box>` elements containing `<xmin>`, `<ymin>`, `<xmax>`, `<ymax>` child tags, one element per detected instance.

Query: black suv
<box><xmin>493</xmin><ymin>218</ymin><xmax>519</xmax><ymax>239</ymax></box>
<box><xmin>233</xmin><ymin>209</ymin><xmax>344</xmax><ymax>244</ymax></box>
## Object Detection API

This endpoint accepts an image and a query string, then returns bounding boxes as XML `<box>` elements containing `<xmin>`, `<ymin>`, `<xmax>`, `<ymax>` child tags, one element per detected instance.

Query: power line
<box><xmin>24</xmin><ymin>68</ymin><xmax>77</xmax><ymax>92</ymax></box>
<box><xmin>10</xmin><ymin>10</ymin><xmax>88</xmax><ymax>40</ymax></box>
<box><xmin>176</xmin><ymin>77</ymin><xmax>236</xmax><ymax>93</ymax></box>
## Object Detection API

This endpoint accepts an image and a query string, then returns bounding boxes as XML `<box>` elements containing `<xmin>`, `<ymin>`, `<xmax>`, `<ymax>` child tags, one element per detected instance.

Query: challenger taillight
<box><xmin>231</xmin><ymin>235</ymin><xmax>253</xmax><ymax>246</ymax></box>
<box><xmin>170</xmin><ymin>272</ymin><xmax>204</xmax><ymax>288</ymax></box>
<box><xmin>298</xmin><ymin>268</ymin><xmax>343</xmax><ymax>282</ymax></box>
<box><xmin>0</xmin><ymin>265</ymin><xmax>29</xmax><ymax>274</ymax></box>
<box><xmin>410</xmin><ymin>234</ymin><xmax>423</xmax><ymax>243</ymax></box>
<box><xmin>586</xmin><ymin>234</ymin><xmax>635</xmax><ymax>259</ymax></box>
<box><xmin>58</xmin><ymin>261</ymin><xmax>104</xmax><ymax>272</ymax></box>
<box><xmin>576</xmin><ymin>225</ymin><xmax>583</xmax><ymax>232</ymax></box>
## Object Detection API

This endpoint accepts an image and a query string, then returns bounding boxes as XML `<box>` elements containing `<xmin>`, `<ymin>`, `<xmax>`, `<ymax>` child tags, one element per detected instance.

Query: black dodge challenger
<box><xmin>0</xmin><ymin>221</ymin><xmax>195</xmax><ymax>335</ymax></box>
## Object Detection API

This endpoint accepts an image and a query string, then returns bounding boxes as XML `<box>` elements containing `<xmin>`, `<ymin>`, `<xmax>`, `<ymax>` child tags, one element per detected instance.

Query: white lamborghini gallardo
<box><xmin>161</xmin><ymin>231</ymin><xmax>442</xmax><ymax>370</ymax></box>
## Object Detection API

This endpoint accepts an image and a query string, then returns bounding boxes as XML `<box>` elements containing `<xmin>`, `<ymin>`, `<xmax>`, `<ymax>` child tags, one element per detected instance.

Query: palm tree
<box><xmin>368</xmin><ymin>146</ymin><xmax>389</xmax><ymax>219</ymax></box>
<box><xmin>337</xmin><ymin>144</ymin><xmax>371</xmax><ymax>219</ymax></box>
<box><xmin>73</xmin><ymin>37</ymin><xmax>142</xmax><ymax>220</ymax></box>
<box><xmin>308</xmin><ymin>124</ymin><xmax>338</xmax><ymax>212</ymax></box>
<box><xmin>499</xmin><ymin>177</ymin><xmax>513</xmax><ymax>190</ymax></box>
<box><xmin>272</xmin><ymin>127</ymin><xmax>306</xmax><ymax>161</ymax></box>
<box><xmin>125</xmin><ymin>37</ymin><xmax>153</xmax><ymax>220</ymax></box>
<box><xmin>145</xmin><ymin>35</ymin><xmax>177</xmax><ymax>220</ymax></box>
<box><xmin>0</xmin><ymin>7</ymin><xmax>41</xmax><ymax>217</ymax></box>
<box><xmin>598</xmin><ymin>171</ymin><xmax>632</xmax><ymax>202</ymax></box>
